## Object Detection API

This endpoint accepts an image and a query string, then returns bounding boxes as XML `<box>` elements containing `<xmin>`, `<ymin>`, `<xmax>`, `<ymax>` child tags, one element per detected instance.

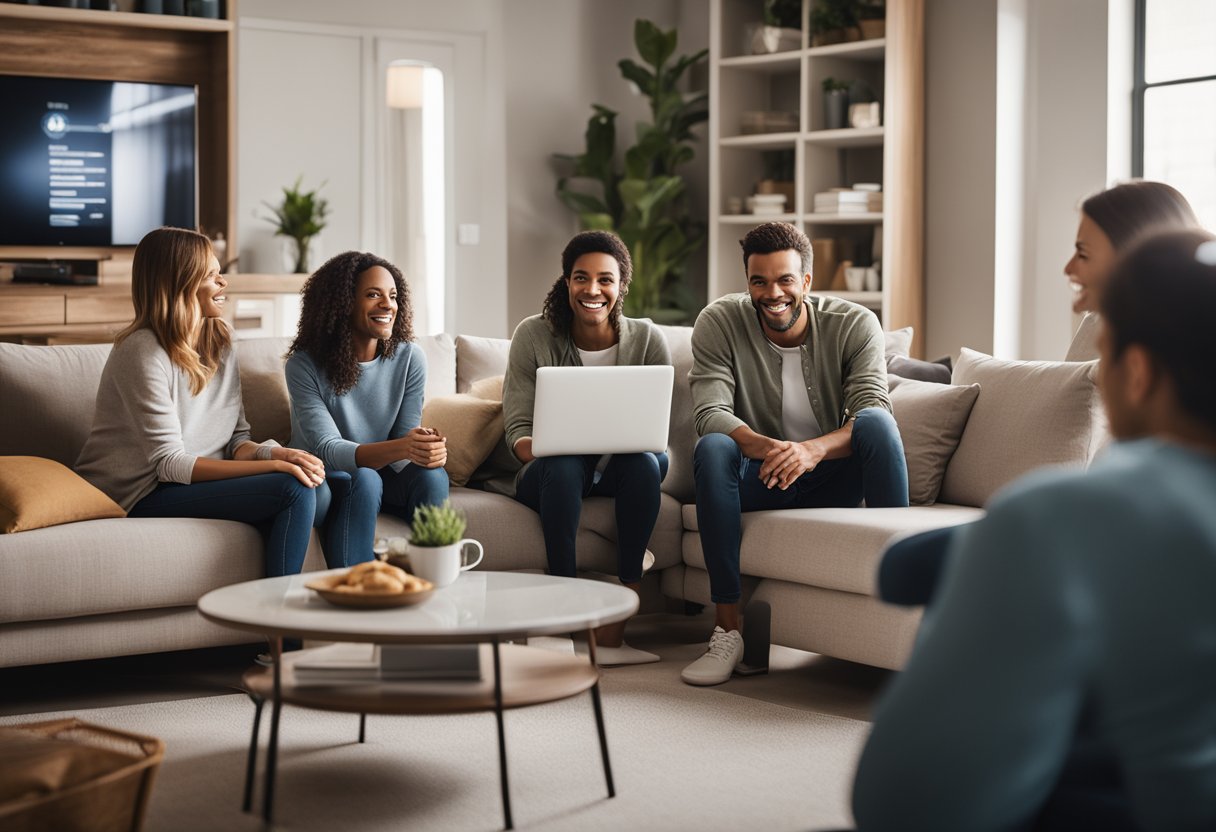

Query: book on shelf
<box><xmin>380</xmin><ymin>644</ymin><xmax>482</xmax><ymax>681</ymax></box>
<box><xmin>290</xmin><ymin>642</ymin><xmax>483</xmax><ymax>685</ymax></box>
<box><xmin>292</xmin><ymin>642</ymin><xmax>380</xmax><ymax>685</ymax></box>
<box><xmin>813</xmin><ymin>189</ymin><xmax>883</xmax><ymax>213</ymax></box>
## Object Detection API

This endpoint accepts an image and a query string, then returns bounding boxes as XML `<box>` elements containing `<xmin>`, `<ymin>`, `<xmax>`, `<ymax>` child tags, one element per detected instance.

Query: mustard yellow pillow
<box><xmin>421</xmin><ymin>394</ymin><xmax>504</xmax><ymax>487</ymax></box>
<box><xmin>0</xmin><ymin>457</ymin><xmax>126</xmax><ymax>533</ymax></box>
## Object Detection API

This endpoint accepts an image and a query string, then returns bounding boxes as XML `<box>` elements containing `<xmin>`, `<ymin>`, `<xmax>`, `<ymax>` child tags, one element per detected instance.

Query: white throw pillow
<box><xmin>889</xmin><ymin>376</ymin><xmax>981</xmax><ymax>505</ymax></box>
<box><xmin>939</xmin><ymin>349</ymin><xmax>1103</xmax><ymax>507</ymax></box>
<box><xmin>884</xmin><ymin>326</ymin><xmax>914</xmax><ymax>358</ymax></box>
<box><xmin>455</xmin><ymin>334</ymin><xmax>511</xmax><ymax>393</ymax></box>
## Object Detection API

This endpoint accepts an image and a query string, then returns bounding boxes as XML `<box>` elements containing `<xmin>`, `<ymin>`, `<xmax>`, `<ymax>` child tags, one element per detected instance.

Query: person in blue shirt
<box><xmin>853</xmin><ymin>228</ymin><xmax>1216</xmax><ymax>831</ymax></box>
<box><xmin>285</xmin><ymin>251</ymin><xmax>449</xmax><ymax>568</ymax></box>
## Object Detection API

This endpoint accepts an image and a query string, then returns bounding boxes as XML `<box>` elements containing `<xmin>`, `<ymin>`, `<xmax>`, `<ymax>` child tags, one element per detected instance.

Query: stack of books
<box><xmin>292</xmin><ymin>643</ymin><xmax>482</xmax><ymax>686</ymax></box>
<box><xmin>812</xmin><ymin>188</ymin><xmax>883</xmax><ymax>214</ymax></box>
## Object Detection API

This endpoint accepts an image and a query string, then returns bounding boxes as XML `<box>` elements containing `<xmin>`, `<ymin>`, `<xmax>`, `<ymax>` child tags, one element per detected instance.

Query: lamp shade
<box><xmin>386</xmin><ymin>64</ymin><xmax>425</xmax><ymax>109</ymax></box>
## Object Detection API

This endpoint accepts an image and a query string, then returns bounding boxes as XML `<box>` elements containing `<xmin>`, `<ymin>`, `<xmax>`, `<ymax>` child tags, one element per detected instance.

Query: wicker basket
<box><xmin>0</xmin><ymin>718</ymin><xmax>164</xmax><ymax>832</ymax></box>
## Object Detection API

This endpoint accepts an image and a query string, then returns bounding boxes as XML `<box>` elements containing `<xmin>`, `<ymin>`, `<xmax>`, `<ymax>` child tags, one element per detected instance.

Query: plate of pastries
<box><xmin>306</xmin><ymin>560</ymin><xmax>434</xmax><ymax>609</ymax></box>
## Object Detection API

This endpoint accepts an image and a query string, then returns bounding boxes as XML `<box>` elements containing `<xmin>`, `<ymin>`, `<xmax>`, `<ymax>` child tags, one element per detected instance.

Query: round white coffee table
<box><xmin>198</xmin><ymin>570</ymin><xmax>638</xmax><ymax>829</ymax></box>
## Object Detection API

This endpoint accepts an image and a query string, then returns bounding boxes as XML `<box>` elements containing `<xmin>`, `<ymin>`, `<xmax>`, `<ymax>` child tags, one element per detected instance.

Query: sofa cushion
<box><xmin>0</xmin><ymin>342</ymin><xmax>111</xmax><ymax>466</ymax></box>
<box><xmin>939</xmin><ymin>349</ymin><xmax>1104</xmax><ymax>507</ymax></box>
<box><xmin>455</xmin><ymin>334</ymin><xmax>511</xmax><ymax>392</ymax></box>
<box><xmin>234</xmin><ymin>337</ymin><xmax>293</xmax><ymax>445</ymax></box>
<box><xmin>889</xmin><ymin>378</ymin><xmax>981</xmax><ymax>505</ymax></box>
<box><xmin>0</xmin><ymin>517</ymin><xmax>268</xmax><ymax>624</ymax></box>
<box><xmin>0</xmin><ymin>457</ymin><xmax>126</xmax><ymax>533</ymax></box>
<box><xmin>421</xmin><ymin>394</ymin><xmax>503</xmax><ymax>487</ymax></box>
<box><xmin>681</xmin><ymin>504</ymin><xmax>985</xmax><ymax>596</ymax></box>
<box><xmin>416</xmin><ymin>333</ymin><xmax>457</xmax><ymax>399</ymax></box>
<box><xmin>447</xmin><ymin>488</ymin><xmax>683</xmax><ymax>573</ymax></box>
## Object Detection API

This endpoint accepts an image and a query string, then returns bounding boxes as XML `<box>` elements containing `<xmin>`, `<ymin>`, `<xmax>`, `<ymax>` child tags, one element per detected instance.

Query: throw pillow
<box><xmin>421</xmin><ymin>395</ymin><xmax>504</xmax><ymax>487</ymax></box>
<box><xmin>939</xmin><ymin>349</ymin><xmax>1104</xmax><ymax>507</ymax></box>
<box><xmin>0</xmin><ymin>457</ymin><xmax>126</xmax><ymax>533</ymax></box>
<box><xmin>887</xmin><ymin>354</ymin><xmax>952</xmax><ymax>384</ymax></box>
<box><xmin>884</xmin><ymin>326</ymin><xmax>914</xmax><ymax>358</ymax></box>
<box><xmin>888</xmin><ymin>379</ymin><xmax>981</xmax><ymax>505</ymax></box>
<box><xmin>468</xmin><ymin>374</ymin><xmax>503</xmax><ymax>401</ymax></box>
<box><xmin>455</xmin><ymin>334</ymin><xmax>511</xmax><ymax>393</ymax></box>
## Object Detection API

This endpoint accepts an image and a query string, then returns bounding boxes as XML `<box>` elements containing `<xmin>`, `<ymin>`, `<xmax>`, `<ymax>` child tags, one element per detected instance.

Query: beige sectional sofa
<box><xmin>0</xmin><ymin>327</ymin><xmax>1105</xmax><ymax>670</ymax></box>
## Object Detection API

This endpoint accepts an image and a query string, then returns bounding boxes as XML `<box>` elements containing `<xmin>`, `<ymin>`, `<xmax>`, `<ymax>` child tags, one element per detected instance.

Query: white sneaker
<box><xmin>642</xmin><ymin>549</ymin><xmax>656</xmax><ymax>574</ymax></box>
<box><xmin>681</xmin><ymin>626</ymin><xmax>744</xmax><ymax>686</ymax></box>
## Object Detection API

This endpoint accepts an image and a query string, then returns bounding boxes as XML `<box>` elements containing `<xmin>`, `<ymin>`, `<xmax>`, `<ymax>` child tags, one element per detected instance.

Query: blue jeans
<box><xmin>693</xmin><ymin>407</ymin><xmax>908</xmax><ymax>604</ymax></box>
<box><xmin>129</xmin><ymin>473</ymin><xmax>315</xmax><ymax>578</ymax></box>
<box><xmin>313</xmin><ymin>469</ymin><xmax>382</xmax><ymax>569</ymax></box>
<box><xmin>378</xmin><ymin>464</ymin><xmax>450</xmax><ymax>525</ymax></box>
<box><xmin>877</xmin><ymin>525</ymin><xmax>962</xmax><ymax>606</ymax></box>
<box><xmin>514</xmin><ymin>452</ymin><xmax>669</xmax><ymax>584</ymax></box>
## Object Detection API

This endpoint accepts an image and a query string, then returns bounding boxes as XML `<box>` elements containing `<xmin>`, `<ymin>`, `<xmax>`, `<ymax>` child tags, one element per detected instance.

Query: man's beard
<box><xmin>753</xmin><ymin>297</ymin><xmax>802</xmax><ymax>332</ymax></box>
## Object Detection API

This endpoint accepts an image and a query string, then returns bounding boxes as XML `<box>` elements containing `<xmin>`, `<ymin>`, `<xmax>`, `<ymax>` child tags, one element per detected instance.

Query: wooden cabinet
<box><xmin>0</xmin><ymin>2</ymin><xmax>237</xmax><ymax>340</ymax></box>
<box><xmin>708</xmin><ymin>0</ymin><xmax>924</xmax><ymax>351</ymax></box>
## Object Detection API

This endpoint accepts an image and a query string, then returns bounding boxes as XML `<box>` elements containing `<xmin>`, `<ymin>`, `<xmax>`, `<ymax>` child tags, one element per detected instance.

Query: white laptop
<box><xmin>531</xmin><ymin>365</ymin><xmax>674</xmax><ymax>457</ymax></box>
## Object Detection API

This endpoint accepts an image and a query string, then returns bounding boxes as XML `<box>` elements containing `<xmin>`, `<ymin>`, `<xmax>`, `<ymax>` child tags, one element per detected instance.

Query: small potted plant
<box><xmin>262</xmin><ymin>175</ymin><xmax>329</xmax><ymax>274</ymax></box>
<box><xmin>857</xmin><ymin>0</ymin><xmax>886</xmax><ymax>40</ymax></box>
<box><xmin>822</xmin><ymin>77</ymin><xmax>851</xmax><ymax>130</ymax></box>
<box><xmin>750</xmin><ymin>0</ymin><xmax>802</xmax><ymax>54</ymax></box>
<box><xmin>758</xmin><ymin>149</ymin><xmax>796</xmax><ymax>207</ymax></box>
<box><xmin>810</xmin><ymin>0</ymin><xmax>860</xmax><ymax>46</ymax></box>
<box><xmin>406</xmin><ymin>501</ymin><xmax>484</xmax><ymax>587</ymax></box>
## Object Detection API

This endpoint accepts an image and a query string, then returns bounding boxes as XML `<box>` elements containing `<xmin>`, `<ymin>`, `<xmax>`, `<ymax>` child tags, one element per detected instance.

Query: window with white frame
<box><xmin>1134</xmin><ymin>0</ymin><xmax>1216</xmax><ymax>228</ymax></box>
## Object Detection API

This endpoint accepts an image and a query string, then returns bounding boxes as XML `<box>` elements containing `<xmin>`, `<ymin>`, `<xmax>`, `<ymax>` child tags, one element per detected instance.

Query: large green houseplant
<box><xmin>554</xmin><ymin>20</ymin><xmax>708</xmax><ymax>323</ymax></box>
<box><xmin>262</xmin><ymin>176</ymin><xmax>330</xmax><ymax>273</ymax></box>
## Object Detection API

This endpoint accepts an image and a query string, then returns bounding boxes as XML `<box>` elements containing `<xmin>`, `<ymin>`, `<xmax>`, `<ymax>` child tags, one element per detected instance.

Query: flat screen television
<box><xmin>0</xmin><ymin>74</ymin><xmax>198</xmax><ymax>247</ymax></box>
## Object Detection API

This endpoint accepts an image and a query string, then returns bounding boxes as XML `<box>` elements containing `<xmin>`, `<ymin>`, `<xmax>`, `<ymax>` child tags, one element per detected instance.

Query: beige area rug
<box><xmin>0</xmin><ymin>616</ymin><xmax>882</xmax><ymax>831</ymax></box>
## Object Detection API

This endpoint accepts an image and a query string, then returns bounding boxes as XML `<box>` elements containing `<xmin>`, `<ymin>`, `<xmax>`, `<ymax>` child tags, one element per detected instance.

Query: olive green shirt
<box><xmin>689</xmin><ymin>293</ymin><xmax>890</xmax><ymax>439</ymax></box>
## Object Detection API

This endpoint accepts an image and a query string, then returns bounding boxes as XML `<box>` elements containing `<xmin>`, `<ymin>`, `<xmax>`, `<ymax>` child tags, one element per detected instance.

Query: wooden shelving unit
<box><xmin>707</xmin><ymin>0</ymin><xmax>924</xmax><ymax>349</ymax></box>
<box><xmin>0</xmin><ymin>1</ymin><xmax>238</xmax><ymax>341</ymax></box>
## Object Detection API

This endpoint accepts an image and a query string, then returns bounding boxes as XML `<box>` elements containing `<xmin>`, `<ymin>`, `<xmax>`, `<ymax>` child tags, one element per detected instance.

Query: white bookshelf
<box><xmin>707</xmin><ymin>0</ymin><xmax>924</xmax><ymax>351</ymax></box>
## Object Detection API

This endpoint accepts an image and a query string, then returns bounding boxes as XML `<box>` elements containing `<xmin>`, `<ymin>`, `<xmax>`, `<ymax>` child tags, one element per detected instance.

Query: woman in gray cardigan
<box><xmin>503</xmin><ymin>231</ymin><xmax>672</xmax><ymax>665</ymax></box>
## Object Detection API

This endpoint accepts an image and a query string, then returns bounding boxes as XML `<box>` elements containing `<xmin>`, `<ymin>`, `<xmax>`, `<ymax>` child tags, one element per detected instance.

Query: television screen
<box><xmin>0</xmin><ymin>74</ymin><xmax>198</xmax><ymax>247</ymax></box>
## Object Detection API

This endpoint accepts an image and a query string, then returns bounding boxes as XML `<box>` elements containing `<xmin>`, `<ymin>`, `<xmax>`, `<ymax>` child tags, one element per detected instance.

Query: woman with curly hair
<box><xmin>503</xmin><ymin>230</ymin><xmax>672</xmax><ymax>666</ymax></box>
<box><xmin>76</xmin><ymin>227</ymin><xmax>321</xmax><ymax>579</ymax></box>
<box><xmin>285</xmin><ymin>251</ymin><xmax>448</xmax><ymax>565</ymax></box>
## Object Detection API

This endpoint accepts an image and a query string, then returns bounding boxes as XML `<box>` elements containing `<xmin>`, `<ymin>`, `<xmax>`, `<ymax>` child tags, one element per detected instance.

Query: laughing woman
<box><xmin>504</xmin><ymin>230</ymin><xmax>672</xmax><ymax>666</ymax></box>
<box><xmin>285</xmin><ymin>251</ymin><xmax>448</xmax><ymax>563</ymax></box>
<box><xmin>76</xmin><ymin>227</ymin><xmax>320</xmax><ymax>578</ymax></box>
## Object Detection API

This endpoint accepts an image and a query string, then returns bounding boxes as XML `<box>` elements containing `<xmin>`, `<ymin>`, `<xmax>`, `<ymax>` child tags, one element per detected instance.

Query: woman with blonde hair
<box><xmin>76</xmin><ymin>226</ymin><xmax>321</xmax><ymax>578</ymax></box>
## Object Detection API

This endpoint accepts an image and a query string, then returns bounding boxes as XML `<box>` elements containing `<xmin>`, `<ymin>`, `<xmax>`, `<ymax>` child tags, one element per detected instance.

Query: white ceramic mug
<box><xmin>844</xmin><ymin>266</ymin><xmax>866</xmax><ymax>292</ymax></box>
<box><xmin>408</xmin><ymin>539</ymin><xmax>484</xmax><ymax>588</ymax></box>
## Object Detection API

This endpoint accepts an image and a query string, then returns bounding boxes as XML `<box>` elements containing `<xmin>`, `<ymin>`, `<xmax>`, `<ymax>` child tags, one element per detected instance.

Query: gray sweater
<box><xmin>689</xmin><ymin>293</ymin><xmax>890</xmax><ymax>439</ymax></box>
<box><xmin>75</xmin><ymin>329</ymin><xmax>253</xmax><ymax>510</ymax></box>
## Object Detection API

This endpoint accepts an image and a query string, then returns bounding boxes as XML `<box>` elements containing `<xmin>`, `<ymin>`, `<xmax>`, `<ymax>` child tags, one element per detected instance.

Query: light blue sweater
<box><xmin>853</xmin><ymin>438</ymin><xmax>1216</xmax><ymax>831</ymax></box>
<box><xmin>285</xmin><ymin>344</ymin><xmax>427</xmax><ymax>474</ymax></box>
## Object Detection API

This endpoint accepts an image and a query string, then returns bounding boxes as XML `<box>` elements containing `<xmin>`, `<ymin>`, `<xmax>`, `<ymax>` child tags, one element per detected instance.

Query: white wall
<box><xmin>237</xmin><ymin>0</ymin><xmax>510</xmax><ymax>336</ymax></box>
<box><xmin>237</xmin><ymin>0</ymin><xmax>707</xmax><ymax>337</ymax></box>
<box><xmin>502</xmin><ymin>0</ymin><xmax>711</xmax><ymax>330</ymax></box>
<box><xmin>924</xmin><ymin>0</ymin><xmax>1124</xmax><ymax>361</ymax></box>
<box><xmin>923</xmin><ymin>0</ymin><xmax>999</xmax><ymax>359</ymax></box>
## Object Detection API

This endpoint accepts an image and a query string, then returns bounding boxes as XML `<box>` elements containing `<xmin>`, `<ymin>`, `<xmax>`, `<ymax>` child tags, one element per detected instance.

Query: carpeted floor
<box><xmin>0</xmin><ymin>613</ymin><xmax>890</xmax><ymax>831</ymax></box>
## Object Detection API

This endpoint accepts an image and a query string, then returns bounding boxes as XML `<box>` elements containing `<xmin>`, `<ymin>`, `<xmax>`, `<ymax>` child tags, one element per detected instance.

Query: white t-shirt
<box><xmin>576</xmin><ymin>343</ymin><xmax>620</xmax><ymax>479</ymax></box>
<box><xmin>577</xmin><ymin>344</ymin><xmax>619</xmax><ymax>366</ymax></box>
<box><xmin>770</xmin><ymin>342</ymin><xmax>822</xmax><ymax>442</ymax></box>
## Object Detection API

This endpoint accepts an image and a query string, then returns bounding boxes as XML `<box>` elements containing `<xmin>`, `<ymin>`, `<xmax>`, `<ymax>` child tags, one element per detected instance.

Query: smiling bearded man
<box><xmin>681</xmin><ymin>221</ymin><xmax>909</xmax><ymax>686</ymax></box>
